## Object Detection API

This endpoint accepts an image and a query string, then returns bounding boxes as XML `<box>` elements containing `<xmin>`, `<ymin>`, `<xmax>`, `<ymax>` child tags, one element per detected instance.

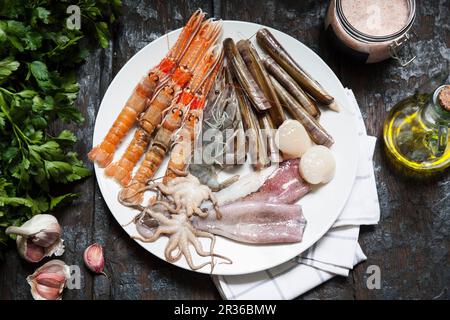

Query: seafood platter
<box><xmin>90</xmin><ymin>10</ymin><xmax>359</xmax><ymax>275</ymax></box>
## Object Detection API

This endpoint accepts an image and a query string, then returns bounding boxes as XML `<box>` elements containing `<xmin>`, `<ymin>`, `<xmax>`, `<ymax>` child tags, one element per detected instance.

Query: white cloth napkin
<box><xmin>212</xmin><ymin>89</ymin><xmax>380</xmax><ymax>300</ymax></box>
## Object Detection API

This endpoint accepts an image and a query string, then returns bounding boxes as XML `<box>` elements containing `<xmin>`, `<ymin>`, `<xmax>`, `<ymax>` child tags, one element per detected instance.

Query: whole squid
<box><xmin>192</xmin><ymin>202</ymin><xmax>306</xmax><ymax>244</ymax></box>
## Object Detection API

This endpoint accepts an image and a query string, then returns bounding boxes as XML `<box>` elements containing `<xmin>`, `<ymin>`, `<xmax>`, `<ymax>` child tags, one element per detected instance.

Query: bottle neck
<box><xmin>421</xmin><ymin>85</ymin><xmax>450</xmax><ymax>127</ymax></box>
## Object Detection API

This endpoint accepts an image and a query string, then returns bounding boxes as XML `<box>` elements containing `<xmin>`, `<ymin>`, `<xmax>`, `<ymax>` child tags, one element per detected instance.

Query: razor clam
<box><xmin>264</xmin><ymin>55</ymin><xmax>320</xmax><ymax>118</ymax></box>
<box><xmin>223</xmin><ymin>38</ymin><xmax>272</xmax><ymax>112</ymax></box>
<box><xmin>236</xmin><ymin>39</ymin><xmax>286</xmax><ymax>127</ymax></box>
<box><xmin>256</xmin><ymin>28</ymin><xmax>335</xmax><ymax>106</ymax></box>
<box><xmin>271</xmin><ymin>75</ymin><xmax>334</xmax><ymax>147</ymax></box>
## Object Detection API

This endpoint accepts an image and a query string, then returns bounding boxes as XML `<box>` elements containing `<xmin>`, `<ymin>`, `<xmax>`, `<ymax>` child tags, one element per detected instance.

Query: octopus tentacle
<box><xmin>208</xmin><ymin>190</ymin><xmax>218</xmax><ymax>206</ymax></box>
<box><xmin>155</xmin><ymin>183</ymin><xmax>171</xmax><ymax>195</ymax></box>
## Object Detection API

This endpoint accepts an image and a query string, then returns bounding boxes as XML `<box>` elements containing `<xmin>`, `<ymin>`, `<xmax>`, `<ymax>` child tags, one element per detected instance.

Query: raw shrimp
<box><xmin>88</xmin><ymin>10</ymin><xmax>206</xmax><ymax>167</ymax></box>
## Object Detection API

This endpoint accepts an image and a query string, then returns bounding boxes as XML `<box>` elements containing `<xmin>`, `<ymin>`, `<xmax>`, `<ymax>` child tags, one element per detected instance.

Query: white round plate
<box><xmin>93</xmin><ymin>21</ymin><xmax>359</xmax><ymax>275</ymax></box>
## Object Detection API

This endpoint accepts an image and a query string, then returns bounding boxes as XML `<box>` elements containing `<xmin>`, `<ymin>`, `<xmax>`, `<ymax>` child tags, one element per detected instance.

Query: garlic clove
<box><xmin>27</xmin><ymin>260</ymin><xmax>70</xmax><ymax>300</ymax></box>
<box><xmin>83</xmin><ymin>243</ymin><xmax>106</xmax><ymax>275</ymax></box>
<box><xmin>6</xmin><ymin>214</ymin><xmax>65</xmax><ymax>263</ymax></box>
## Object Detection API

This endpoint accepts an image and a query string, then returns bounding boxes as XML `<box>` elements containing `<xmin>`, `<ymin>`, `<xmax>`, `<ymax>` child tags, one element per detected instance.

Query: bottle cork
<box><xmin>437</xmin><ymin>85</ymin><xmax>450</xmax><ymax>111</ymax></box>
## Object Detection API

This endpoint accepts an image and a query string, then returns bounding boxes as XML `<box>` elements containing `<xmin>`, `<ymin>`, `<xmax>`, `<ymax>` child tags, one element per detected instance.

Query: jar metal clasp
<box><xmin>389</xmin><ymin>32</ymin><xmax>417</xmax><ymax>67</ymax></box>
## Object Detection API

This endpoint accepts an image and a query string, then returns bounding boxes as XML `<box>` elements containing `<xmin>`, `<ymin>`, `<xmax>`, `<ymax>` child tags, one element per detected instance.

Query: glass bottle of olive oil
<box><xmin>383</xmin><ymin>81</ymin><xmax>450</xmax><ymax>178</ymax></box>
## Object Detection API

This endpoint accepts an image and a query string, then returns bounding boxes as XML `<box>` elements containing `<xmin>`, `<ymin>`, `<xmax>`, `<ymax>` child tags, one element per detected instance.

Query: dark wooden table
<box><xmin>1</xmin><ymin>0</ymin><xmax>449</xmax><ymax>300</ymax></box>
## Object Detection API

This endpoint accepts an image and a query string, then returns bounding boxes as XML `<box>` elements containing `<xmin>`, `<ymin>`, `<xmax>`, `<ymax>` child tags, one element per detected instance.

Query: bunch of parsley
<box><xmin>0</xmin><ymin>0</ymin><xmax>120</xmax><ymax>247</ymax></box>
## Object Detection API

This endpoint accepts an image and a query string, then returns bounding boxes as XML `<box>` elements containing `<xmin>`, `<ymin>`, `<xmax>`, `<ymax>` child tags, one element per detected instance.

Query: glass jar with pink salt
<box><xmin>325</xmin><ymin>0</ymin><xmax>416</xmax><ymax>65</ymax></box>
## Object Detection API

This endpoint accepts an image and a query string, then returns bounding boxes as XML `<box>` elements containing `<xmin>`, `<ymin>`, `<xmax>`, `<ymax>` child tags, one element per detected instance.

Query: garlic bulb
<box><xmin>27</xmin><ymin>259</ymin><xmax>70</xmax><ymax>300</ymax></box>
<box><xmin>6</xmin><ymin>214</ymin><xmax>65</xmax><ymax>263</ymax></box>
<box><xmin>83</xmin><ymin>243</ymin><xmax>106</xmax><ymax>275</ymax></box>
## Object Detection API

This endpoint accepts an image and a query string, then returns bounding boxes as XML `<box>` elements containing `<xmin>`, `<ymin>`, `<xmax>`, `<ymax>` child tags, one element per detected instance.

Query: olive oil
<box><xmin>383</xmin><ymin>85</ymin><xmax>450</xmax><ymax>178</ymax></box>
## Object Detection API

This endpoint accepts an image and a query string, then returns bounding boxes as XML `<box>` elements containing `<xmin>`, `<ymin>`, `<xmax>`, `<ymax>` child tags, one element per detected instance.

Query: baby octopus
<box><xmin>120</xmin><ymin>174</ymin><xmax>230</xmax><ymax>271</ymax></box>
<box><xmin>151</xmin><ymin>174</ymin><xmax>221</xmax><ymax>219</ymax></box>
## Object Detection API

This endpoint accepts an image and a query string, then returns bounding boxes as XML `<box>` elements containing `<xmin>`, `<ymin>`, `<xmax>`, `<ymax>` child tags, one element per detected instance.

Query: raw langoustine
<box><xmin>88</xmin><ymin>10</ymin><xmax>206</xmax><ymax>167</ymax></box>
<box><xmin>121</xmin><ymin>175</ymin><xmax>231</xmax><ymax>271</ymax></box>
<box><xmin>119</xmin><ymin>47</ymin><xmax>223</xmax><ymax>205</ymax></box>
<box><xmin>192</xmin><ymin>202</ymin><xmax>306</xmax><ymax>244</ymax></box>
